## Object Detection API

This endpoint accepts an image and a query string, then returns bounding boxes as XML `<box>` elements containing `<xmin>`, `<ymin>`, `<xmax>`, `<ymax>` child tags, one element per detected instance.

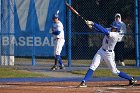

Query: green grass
<box><xmin>0</xmin><ymin>64</ymin><xmax>139</xmax><ymax>78</ymax></box>
<box><xmin>71</xmin><ymin>68</ymin><xmax>140</xmax><ymax>77</ymax></box>
<box><xmin>0</xmin><ymin>67</ymin><xmax>48</xmax><ymax>78</ymax></box>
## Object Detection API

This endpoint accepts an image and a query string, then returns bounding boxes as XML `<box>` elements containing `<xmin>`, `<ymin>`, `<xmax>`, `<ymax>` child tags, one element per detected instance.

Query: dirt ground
<box><xmin>0</xmin><ymin>81</ymin><xmax>140</xmax><ymax>93</ymax></box>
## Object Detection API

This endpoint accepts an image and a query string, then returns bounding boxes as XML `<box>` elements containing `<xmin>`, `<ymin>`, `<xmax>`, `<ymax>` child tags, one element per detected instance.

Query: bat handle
<box><xmin>84</xmin><ymin>20</ymin><xmax>93</xmax><ymax>29</ymax></box>
<box><xmin>80</xmin><ymin>16</ymin><xmax>87</xmax><ymax>22</ymax></box>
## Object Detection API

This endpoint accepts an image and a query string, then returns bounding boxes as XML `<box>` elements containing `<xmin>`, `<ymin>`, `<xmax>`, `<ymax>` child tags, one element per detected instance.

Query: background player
<box><xmin>50</xmin><ymin>10</ymin><xmax>65</xmax><ymax>70</ymax></box>
<box><xmin>112</xmin><ymin>13</ymin><xmax>127</xmax><ymax>66</ymax></box>
<box><xmin>79</xmin><ymin>20</ymin><xmax>137</xmax><ymax>87</ymax></box>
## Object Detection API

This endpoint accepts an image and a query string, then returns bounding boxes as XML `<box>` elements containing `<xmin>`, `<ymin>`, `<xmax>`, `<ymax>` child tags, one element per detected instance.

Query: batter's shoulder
<box><xmin>109</xmin><ymin>32</ymin><xmax>119</xmax><ymax>37</ymax></box>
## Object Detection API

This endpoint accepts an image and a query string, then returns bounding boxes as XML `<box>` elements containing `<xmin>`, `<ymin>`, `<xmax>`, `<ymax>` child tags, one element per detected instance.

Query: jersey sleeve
<box><xmin>93</xmin><ymin>23</ymin><xmax>110</xmax><ymax>35</ymax></box>
<box><xmin>52</xmin><ymin>22</ymin><xmax>63</xmax><ymax>35</ymax></box>
<box><xmin>52</xmin><ymin>31</ymin><xmax>60</xmax><ymax>35</ymax></box>
<box><xmin>108</xmin><ymin>32</ymin><xmax>119</xmax><ymax>40</ymax></box>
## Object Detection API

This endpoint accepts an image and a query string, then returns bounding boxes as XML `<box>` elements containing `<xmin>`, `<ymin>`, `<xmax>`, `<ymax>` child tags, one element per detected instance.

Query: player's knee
<box><xmin>89</xmin><ymin>61</ymin><xmax>99</xmax><ymax>71</ymax></box>
<box><xmin>89</xmin><ymin>66</ymin><xmax>96</xmax><ymax>71</ymax></box>
<box><xmin>112</xmin><ymin>70</ymin><xmax>120</xmax><ymax>75</ymax></box>
<box><xmin>55</xmin><ymin>51</ymin><xmax>60</xmax><ymax>55</ymax></box>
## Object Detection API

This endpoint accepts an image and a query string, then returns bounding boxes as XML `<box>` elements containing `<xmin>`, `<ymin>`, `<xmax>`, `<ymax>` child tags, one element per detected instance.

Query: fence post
<box><xmin>0</xmin><ymin>0</ymin><xmax>2</xmax><ymax>65</ymax></box>
<box><xmin>32</xmin><ymin>0</ymin><xmax>36</xmax><ymax>66</ymax></box>
<box><xmin>68</xmin><ymin>0</ymin><xmax>72</xmax><ymax>67</ymax></box>
<box><xmin>0</xmin><ymin>0</ymin><xmax>15</xmax><ymax>66</ymax></box>
<box><xmin>135</xmin><ymin>0</ymin><xmax>139</xmax><ymax>67</ymax></box>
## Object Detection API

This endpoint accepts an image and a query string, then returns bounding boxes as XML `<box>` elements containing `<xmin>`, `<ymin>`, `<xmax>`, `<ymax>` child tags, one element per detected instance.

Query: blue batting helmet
<box><xmin>111</xmin><ymin>23</ymin><xmax>121</xmax><ymax>31</ymax></box>
<box><xmin>52</xmin><ymin>14</ymin><xmax>59</xmax><ymax>19</ymax></box>
<box><xmin>52</xmin><ymin>10</ymin><xmax>59</xmax><ymax>19</ymax></box>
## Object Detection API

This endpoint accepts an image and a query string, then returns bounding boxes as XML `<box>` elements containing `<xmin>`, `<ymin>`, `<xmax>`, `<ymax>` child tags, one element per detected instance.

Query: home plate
<box><xmin>108</xmin><ymin>87</ymin><xmax>127</xmax><ymax>90</ymax></box>
<box><xmin>0</xmin><ymin>85</ymin><xmax>10</xmax><ymax>88</ymax></box>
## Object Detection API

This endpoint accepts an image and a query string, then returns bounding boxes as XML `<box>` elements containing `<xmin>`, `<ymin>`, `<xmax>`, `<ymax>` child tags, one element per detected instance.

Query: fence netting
<box><xmin>0</xmin><ymin>0</ymin><xmax>139</xmax><ymax>68</ymax></box>
<box><xmin>70</xmin><ymin>0</ymin><xmax>137</xmax><ymax>67</ymax></box>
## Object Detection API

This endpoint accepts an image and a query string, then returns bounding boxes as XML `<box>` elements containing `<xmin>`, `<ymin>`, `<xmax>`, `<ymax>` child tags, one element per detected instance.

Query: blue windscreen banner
<box><xmin>12</xmin><ymin>0</ymin><xmax>66</xmax><ymax>56</ymax></box>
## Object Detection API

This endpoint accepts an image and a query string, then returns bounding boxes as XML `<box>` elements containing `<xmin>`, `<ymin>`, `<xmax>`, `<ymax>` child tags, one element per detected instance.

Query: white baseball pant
<box><xmin>89</xmin><ymin>48</ymin><xmax>120</xmax><ymax>75</ymax></box>
<box><xmin>54</xmin><ymin>38</ymin><xmax>65</xmax><ymax>56</ymax></box>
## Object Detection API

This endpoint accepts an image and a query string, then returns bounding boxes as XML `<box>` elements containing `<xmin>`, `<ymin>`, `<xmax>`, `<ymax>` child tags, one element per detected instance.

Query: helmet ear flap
<box><xmin>111</xmin><ymin>23</ymin><xmax>121</xmax><ymax>31</ymax></box>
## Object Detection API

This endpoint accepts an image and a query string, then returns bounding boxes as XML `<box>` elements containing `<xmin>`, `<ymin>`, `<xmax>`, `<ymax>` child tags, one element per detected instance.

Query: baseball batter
<box><xmin>50</xmin><ymin>10</ymin><xmax>65</xmax><ymax>70</ymax></box>
<box><xmin>79</xmin><ymin>20</ymin><xmax>137</xmax><ymax>87</ymax></box>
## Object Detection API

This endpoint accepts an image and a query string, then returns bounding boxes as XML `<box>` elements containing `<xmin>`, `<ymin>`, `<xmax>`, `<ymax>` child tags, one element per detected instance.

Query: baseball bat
<box><xmin>65</xmin><ymin>2</ymin><xmax>87</xmax><ymax>22</ymax></box>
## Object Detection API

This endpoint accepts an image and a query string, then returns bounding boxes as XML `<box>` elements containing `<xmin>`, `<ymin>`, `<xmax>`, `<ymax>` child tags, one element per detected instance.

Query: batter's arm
<box><xmin>52</xmin><ymin>31</ymin><xmax>60</xmax><ymax>35</ymax></box>
<box><xmin>93</xmin><ymin>23</ymin><xmax>109</xmax><ymax>35</ymax></box>
<box><xmin>52</xmin><ymin>23</ymin><xmax>63</xmax><ymax>35</ymax></box>
<box><xmin>86</xmin><ymin>20</ymin><xmax>109</xmax><ymax>35</ymax></box>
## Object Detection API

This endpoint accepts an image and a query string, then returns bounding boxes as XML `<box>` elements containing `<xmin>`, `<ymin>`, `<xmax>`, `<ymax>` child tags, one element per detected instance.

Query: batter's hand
<box><xmin>85</xmin><ymin>20</ymin><xmax>94</xmax><ymax>29</ymax></box>
<box><xmin>52</xmin><ymin>28</ymin><xmax>55</xmax><ymax>32</ymax></box>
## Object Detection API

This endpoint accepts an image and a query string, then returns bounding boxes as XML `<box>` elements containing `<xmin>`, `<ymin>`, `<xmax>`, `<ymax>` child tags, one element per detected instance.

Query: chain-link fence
<box><xmin>70</xmin><ymin>0</ymin><xmax>137</xmax><ymax>67</ymax></box>
<box><xmin>0</xmin><ymin>0</ymin><xmax>139</xmax><ymax>68</ymax></box>
<box><xmin>0</xmin><ymin>0</ymin><xmax>14</xmax><ymax>65</ymax></box>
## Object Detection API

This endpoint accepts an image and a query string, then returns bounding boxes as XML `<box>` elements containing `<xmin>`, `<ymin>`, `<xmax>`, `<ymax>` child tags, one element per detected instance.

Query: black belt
<box><xmin>54</xmin><ymin>38</ymin><xmax>64</xmax><ymax>40</ymax></box>
<box><xmin>54</xmin><ymin>38</ymin><xmax>59</xmax><ymax>40</ymax></box>
<box><xmin>102</xmin><ymin>48</ymin><xmax>112</xmax><ymax>52</ymax></box>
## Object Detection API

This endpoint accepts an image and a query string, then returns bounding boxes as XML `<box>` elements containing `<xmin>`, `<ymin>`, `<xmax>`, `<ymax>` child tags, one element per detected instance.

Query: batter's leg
<box><xmin>54</xmin><ymin>57</ymin><xmax>58</xmax><ymax>65</ymax></box>
<box><xmin>118</xmin><ymin>71</ymin><xmax>132</xmax><ymax>80</ymax></box>
<box><xmin>56</xmin><ymin>55</ymin><xmax>65</xmax><ymax>69</ymax></box>
<box><xmin>104</xmin><ymin>52</ymin><xmax>137</xmax><ymax>86</ymax></box>
<box><xmin>50</xmin><ymin>56</ymin><xmax>59</xmax><ymax>71</ymax></box>
<box><xmin>79</xmin><ymin>52</ymin><xmax>102</xmax><ymax>87</ymax></box>
<box><xmin>55</xmin><ymin>39</ymin><xmax>65</xmax><ymax>69</ymax></box>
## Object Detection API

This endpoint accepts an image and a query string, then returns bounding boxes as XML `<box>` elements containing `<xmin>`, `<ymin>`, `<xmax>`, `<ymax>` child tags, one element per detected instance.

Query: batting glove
<box><xmin>85</xmin><ymin>20</ymin><xmax>93</xmax><ymax>25</ymax></box>
<box><xmin>85</xmin><ymin>20</ymin><xmax>93</xmax><ymax>29</ymax></box>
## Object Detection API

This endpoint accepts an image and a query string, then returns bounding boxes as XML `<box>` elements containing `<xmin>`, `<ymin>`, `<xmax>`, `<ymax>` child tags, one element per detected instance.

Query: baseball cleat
<box><xmin>59</xmin><ymin>66</ymin><xmax>65</xmax><ymax>70</ymax></box>
<box><xmin>51</xmin><ymin>65</ymin><xmax>58</xmax><ymax>71</ymax></box>
<box><xmin>118</xmin><ymin>60</ymin><xmax>125</xmax><ymax>66</ymax></box>
<box><xmin>78</xmin><ymin>81</ymin><xmax>87</xmax><ymax>88</ymax></box>
<box><xmin>120</xmin><ymin>62</ymin><xmax>125</xmax><ymax>66</ymax></box>
<box><xmin>59</xmin><ymin>65</ymin><xmax>65</xmax><ymax>70</ymax></box>
<box><xmin>129</xmin><ymin>77</ymin><xmax>137</xmax><ymax>86</ymax></box>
